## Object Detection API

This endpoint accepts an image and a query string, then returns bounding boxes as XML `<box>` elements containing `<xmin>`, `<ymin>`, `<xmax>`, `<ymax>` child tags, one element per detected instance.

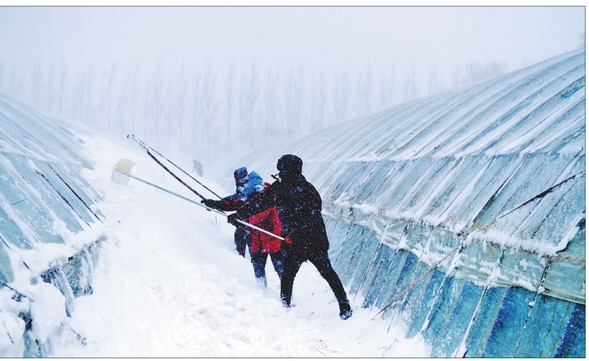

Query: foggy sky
<box><xmin>0</xmin><ymin>6</ymin><xmax>585</xmax><ymax>80</ymax></box>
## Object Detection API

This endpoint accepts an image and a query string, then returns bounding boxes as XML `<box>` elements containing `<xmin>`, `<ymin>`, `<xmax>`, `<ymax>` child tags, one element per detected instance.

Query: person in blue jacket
<box><xmin>227</xmin><ymin>155</ymin><xmax>353</xmax><ymax>320</ymax></box>
<box><xmin>202</xmin><ymin>167</ymin><xmax>264</xmax><ymax>257</ymax></box>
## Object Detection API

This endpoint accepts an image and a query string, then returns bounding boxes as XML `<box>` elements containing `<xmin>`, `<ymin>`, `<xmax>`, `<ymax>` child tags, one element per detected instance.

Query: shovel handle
<box><xmin>114</xmin><ymin>170</ymin><xmax>284</xmax><ymax>241</ymax></box>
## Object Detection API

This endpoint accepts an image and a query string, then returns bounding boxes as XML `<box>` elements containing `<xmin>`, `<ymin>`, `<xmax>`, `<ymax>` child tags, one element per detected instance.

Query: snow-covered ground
<box><xmin>48</xmin><ymin>133</ymin><xmax>431</xmax><ymax>357</ymax></box>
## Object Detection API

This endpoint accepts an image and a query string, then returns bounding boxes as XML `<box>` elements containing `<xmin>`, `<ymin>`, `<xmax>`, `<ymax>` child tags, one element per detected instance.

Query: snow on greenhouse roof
<box><xmin>230</xmin><ymin>49</ymin><xmax>585</xmax><ymax>257</ymax></box>
<box><xmin>0</xmin><ymin>94</ymin><xmax>104</xmax><ymax>282</ymax></box>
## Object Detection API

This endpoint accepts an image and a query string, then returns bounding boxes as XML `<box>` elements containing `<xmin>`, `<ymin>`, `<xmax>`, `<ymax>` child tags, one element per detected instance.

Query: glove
<box><xmin>201</xmin><ymin>199</ymin><xmax>220</xmax><ymax>210</ymax></box>
<box><xmin>227</xmin><ymin>212</ymin><xmax>242</xmax><ymax>227</ymax></box>
<box><xmin>281</xmin><ymin>235</ymin><xmax>293</xmax><ymax>253</ymax></box>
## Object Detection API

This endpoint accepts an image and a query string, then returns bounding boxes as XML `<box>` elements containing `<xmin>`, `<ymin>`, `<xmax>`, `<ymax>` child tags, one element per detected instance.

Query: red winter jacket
<box><xmin>246</xmin><ymin>186</ymin><xmax>282</xmax><ymax>254</ymax></box>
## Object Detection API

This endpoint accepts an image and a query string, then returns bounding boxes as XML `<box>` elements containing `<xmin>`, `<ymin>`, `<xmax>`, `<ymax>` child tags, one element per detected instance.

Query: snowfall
<box><xmin>37</xmin><ymin>132</ymin><xmax>432</xmax><ymax>358</ymax></box>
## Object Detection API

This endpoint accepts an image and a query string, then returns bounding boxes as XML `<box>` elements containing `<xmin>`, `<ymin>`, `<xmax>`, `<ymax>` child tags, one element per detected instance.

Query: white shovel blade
<box><xmin>111</xmin><ymin>158</ymin><xmax>137</xmax><ymax>185</ymax></box>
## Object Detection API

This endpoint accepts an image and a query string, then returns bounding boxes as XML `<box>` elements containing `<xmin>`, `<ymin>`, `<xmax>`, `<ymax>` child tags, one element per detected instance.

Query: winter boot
<box><xmin>256</xmin><ymin>276</ymin><xmax>268</xmax><ymax>289</ymax></box>
<box><xmin>281</xmin><ymin>294</ymin><xmax>292</xmax><ymax>308</ymax></box>
<box><xmin>339</xmin><ymin>302</ymin><xmax>353</xmax><ymax>320</ymax></box>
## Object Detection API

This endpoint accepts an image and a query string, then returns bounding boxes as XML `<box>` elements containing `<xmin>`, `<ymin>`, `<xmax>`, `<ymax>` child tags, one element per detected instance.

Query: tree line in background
<box><xmin>0</xmin><ymin>59</ymin><xmax>506</xmax><ymax>170</ymax></box>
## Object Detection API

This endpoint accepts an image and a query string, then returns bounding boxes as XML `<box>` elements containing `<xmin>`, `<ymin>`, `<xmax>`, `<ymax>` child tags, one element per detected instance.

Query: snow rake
<box><xmin>127</xmin><ymin>134</ymin><xmax>222</xmax><ymax>200</ymax></box>
<box><xmin>111</xmin><ymin>158</ymin><xmax>284</xmax><ymax>241</ymax></box>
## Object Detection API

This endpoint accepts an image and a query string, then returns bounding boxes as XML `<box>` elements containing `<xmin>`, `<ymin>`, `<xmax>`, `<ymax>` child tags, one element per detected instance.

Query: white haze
<box><xmin>0</xmin><ymin>6</ymin><xmax>584</xmax><ymax>76</ymax></box>
<box><xmin>0</xmin><ymin>6</ymin><xmax>584</xmax><ymax>188</ymax></box>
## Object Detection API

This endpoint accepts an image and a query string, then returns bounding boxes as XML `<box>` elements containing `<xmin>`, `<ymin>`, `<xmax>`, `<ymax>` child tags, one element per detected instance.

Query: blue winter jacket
<box><xmin>216</xmin><ymin>171</ymin><xmax>265</xmax><ymax>212</ymax></box>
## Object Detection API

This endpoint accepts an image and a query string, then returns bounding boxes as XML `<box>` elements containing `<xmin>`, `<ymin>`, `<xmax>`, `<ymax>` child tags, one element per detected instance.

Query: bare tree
<box><xmin>451</xmin><ymin>65</ymin><xmax>462</xmax><ymax>89</ymax></box>
<box><xmin>239</xmin><ymin>60</ymin><xmax>260</xmax><ymax>152</ymax></box>
<box><xmin>355</xmin><ymin>65</ymin><xmax>372</xmax><ymax>117</ymax></box>
<box><xmin>43</xmin><ymin>64</ymin><xmax>57</xmax><ymax>114</ymax></box>
<box><xmin>57</xmin><ymin>61</ymin><xmax>70</xmax><ymax>116</ymax></box>
<box><xmin>72</xmin><ymin>65</ymin><xmax>96</xmax><ymax>126</ymax></box>
<box><xmin>334</xmin><ymin>70</ymin><xmax>350</xmax><ymax>123</ymax></box>
<box><xmin>282</xmin><ymin>70</ymin><xmax>293</xmax><ymax>135</ymax></box>
<box><xmin>114</xmin><ymin>69</ymin><xmax>130</xmax><ymax>138</ymax></box>
<box><xmin>189</xmin><ymin>67</ymin><xmax>202</xmax><ymax>157</ymax></box>
<box><xmin>169</xmin><ymin>63</ymin><xmax>189</xmax><ymax>156</ymax></box>
<box><xmin>291</xmin><ymin>66</ymin><xmax>305</xmax><ymax>134</ymax></box>
<box><xmin>99</xmin><ymin>61</ymin><xmax>118</xmax><ymax>133</ymax></box>
<box><xmin>0</xmin><ymin>61</ymin><xmax>4</xmax><ymax>94</ymax></box>
<box><xmin>379</xmin><ymin>65</ymin><xmax>395</xmax><ymax>110</ymax></box>
<box><xmin>71</xmin><ymin>71</ymin><xmax>84</xmax><ymax>123</ymax></box>
<box><xmin>121</xmin><ymin>62</ymin><xmax>142</xmax><ymax>137</ymax></box>
<box><xmin>9</xmin><ymin>65</ymin><xmax>25</xmax><ymax>101</ymax></box>
<box><xmin>224</xmin><ymin>64</ymin><xmax>236</xmax><ymax>157</ymax></box>
<box><xmin>401</xmin><ymin>63</ymin><xmax>418</xmax><ymax>102</ymax></box>
<box><xmin>428</xmin><ymin>62</ymin><xmax>445</xmax><ymax>95</ymax></box>
<box><xmin>1</xmin><ymin>56</ymin><xmax>521</xmax><ymax>166</ymax></box>
<box><xmin>31</xmin><ymin>61</ymin><xmax>45</xmax><ymax>107</ymax></box>
<box><xmin>202</xmin><ymin>63</ymin><xmax>218</xmax><ymax>158</ymax></box>
<box><xmin>163</xmin><ymin>68</ymin><xmax>175</xmax><ymax>155</ymax></box>
<box><xmin>317</xmin><ymin>71</ymin><xmax>327</xmax><ymax>128</ymax></box>
<box><xmin>85</xmin><ymin>65</ymin><xmax>97</xmax><ymax>127</ymax></box>
<box><xmin>263</xmin><ymin>68</ymin><xmax>280</xmax><ymax>142</ymax></box>
<box><xmin>461</xmin><ymin>60</ymin><xmax>507</xmax><ymax>86</ymax></box>
<box><xmin>147</xmin><ymin>61</ymin><xmax>166</xmax><ymax>150</ymax></box>
<box><xmin>309</xmin><ymin>71</ymin><xmax>327</xmax><ymax>129</ymax></box>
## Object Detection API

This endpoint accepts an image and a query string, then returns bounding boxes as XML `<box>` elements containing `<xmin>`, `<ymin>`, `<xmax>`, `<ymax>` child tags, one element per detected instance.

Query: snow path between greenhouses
<box><xmin>50</xmin><ymin>133</ymin><xmax>430</xmax><ymax>357</ymax></box>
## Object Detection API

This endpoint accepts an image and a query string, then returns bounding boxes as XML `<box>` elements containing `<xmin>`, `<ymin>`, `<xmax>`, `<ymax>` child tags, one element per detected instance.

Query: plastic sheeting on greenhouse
<box><xmin>224</xmin><ymin>49</ymin><xmax>585</xmax><ymax>357</ymax></box>
<box><xmin>0</xmin><ymin>94</ymin><xmax>105</xmax><ymax>356</ymax></box>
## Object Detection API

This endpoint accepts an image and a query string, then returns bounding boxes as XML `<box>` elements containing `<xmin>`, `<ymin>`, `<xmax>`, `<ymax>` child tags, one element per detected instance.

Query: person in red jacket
<box><xmin>246</xmin><ymin>184</ymin><xmax>284</xmax><ymax>288</ymax></box>
<box><xmin>203</xmin><ymin>169</ymin><xmax>283</xmax><ymax>288</ymax></box>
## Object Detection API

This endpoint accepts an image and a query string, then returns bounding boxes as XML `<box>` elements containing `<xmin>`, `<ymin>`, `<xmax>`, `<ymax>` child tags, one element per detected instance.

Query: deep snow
<box><xmin>47</xmin><ymin>133</ymin><xmax>431</xmax><ymax>357</ymax></box>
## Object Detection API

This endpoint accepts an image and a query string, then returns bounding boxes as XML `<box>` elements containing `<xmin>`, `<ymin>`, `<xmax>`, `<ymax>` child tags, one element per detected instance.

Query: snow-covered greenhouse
<box><xmin>227</xmin><ymin>49</ymin><xmax>586</xmax><ymax>357</ymax></box>
<box><xmin>0</xmin><ymin>95</ymin><xmax>105</xmax><ymax>356</ymax></box>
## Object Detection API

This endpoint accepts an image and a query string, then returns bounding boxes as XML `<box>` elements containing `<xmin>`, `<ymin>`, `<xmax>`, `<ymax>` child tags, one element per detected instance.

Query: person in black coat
<box><xmin>228</xmin><ymin>154</ymin><xmax>353</xmax><ymax>320</ymax></box>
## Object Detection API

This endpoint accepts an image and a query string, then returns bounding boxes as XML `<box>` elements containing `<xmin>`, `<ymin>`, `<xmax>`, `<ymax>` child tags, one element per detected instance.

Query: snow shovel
<box><xmin>111</xmin><ymin>158</ymin><xmax>137</xmax><ymax>186</ymax></box>
<box><xmin>111</xmin><ymin>158</ymin><xmax>284</xmax><ymax>241</ymax></box>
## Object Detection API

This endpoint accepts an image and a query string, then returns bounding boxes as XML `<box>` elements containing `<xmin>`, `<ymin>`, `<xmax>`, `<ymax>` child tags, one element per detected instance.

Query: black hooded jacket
<box><xmin>234</xmin><ymin>159</ymin><xmax>329</xmax><ymax>256</ymax></box>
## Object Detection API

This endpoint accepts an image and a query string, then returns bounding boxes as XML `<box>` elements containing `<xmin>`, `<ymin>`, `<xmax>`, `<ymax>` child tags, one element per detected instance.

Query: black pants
<box><xmin>280</xmin><ymin>248</ymin><xmax>349</xmax><ymax>307</ymax></box>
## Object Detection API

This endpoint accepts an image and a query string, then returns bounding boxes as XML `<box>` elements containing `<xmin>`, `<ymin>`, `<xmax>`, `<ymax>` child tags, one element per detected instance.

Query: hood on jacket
<box><xmin>277</xmin><ymin>154</ymin><xmax>303</xmax><ymax>179</ymax></box>
<box><xmin>234</xmin><ymin>166</ymin><xmax>248</xmax><ymax>186</ymax></box>
<box><xmin>239</xmin><ymin>171</ymin><xmax>265</xmax><ymax>200</ymax></box>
